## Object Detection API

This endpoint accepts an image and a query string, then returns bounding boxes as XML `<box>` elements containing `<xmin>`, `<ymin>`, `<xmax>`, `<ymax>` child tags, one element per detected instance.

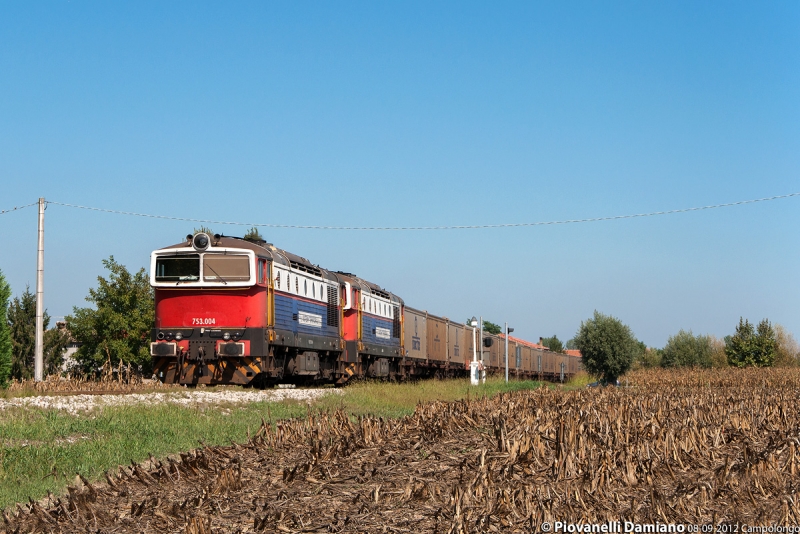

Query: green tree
<box><xmin>66</xmin><ymin>257</ymin><xmax>154</xmax><ymax>373</ymax></box>
<box><xmin>7</xmin><ymin>286</ymin><xmax>70</xmax><ymax>379</ymax></box>
<box><xmin>482</xmin><ymin>320</ymin><xmax>502</xmax><ymax>335</ymax></box>
<box><xmin>565</xmin><ymin>338</ymin><xmax>578</xmax><ymax>350</ymax></box>
<box><xmin>243</xmin><ymin>226</ymin><xmax>264</xmax><ymax>242</ymax></box>
<box><xmin>573</xmin><ymin>310</ymin><xmax>638</xmax><ymax>384</ymax></box>
<box><xmin>0</xmin><ymin>270</ymin><xmax>11</xmax><ymax>387</ymax></box>
<box><xmin>754</xmin><ymin>320</ymin><xmax>777</xmax><ymax>366</ymax></box>
<box><xmin>540</xmin><ymin>335</ymin><xmax>564</xmax><ymax>353</ymax></box>
<box><xmin>725</xmin><ymin>318</ymin><xmax>776</xmax><ymax>368</ymax></box>
<box><xmin>661</xmin><ymin>330</ymin><xmax>713</xmax><ymax>368</ymax></box>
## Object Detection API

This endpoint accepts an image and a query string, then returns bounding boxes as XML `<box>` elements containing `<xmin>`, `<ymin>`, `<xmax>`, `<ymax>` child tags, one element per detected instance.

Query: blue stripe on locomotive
<box><xmin>361</xmin><ymin>314</ymin><xmax>399</xmax><ymax>347</ymax></box>
<box><xmin>274</xmin><ymin>293</ymin><xmax>338</xmax><ymax>337</ymax></box>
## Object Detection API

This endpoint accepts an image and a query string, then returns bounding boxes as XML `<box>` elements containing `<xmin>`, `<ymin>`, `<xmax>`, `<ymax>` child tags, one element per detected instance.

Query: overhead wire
<box><xmin>0</xmin><ymin>201</ymin><xmax>39</xmax><ymax>216</ymax></box>
<box><xmin>42</xmin><ymin>192</ymin><xmax>800</xmax><ymax>231</ymax></box>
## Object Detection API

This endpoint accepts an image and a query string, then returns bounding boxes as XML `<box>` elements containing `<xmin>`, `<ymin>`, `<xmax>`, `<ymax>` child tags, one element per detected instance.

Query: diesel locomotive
<box><xmin>149</xmin><ymin>233</ymin><xmax>580</xmax><ymax>386</ymax></box>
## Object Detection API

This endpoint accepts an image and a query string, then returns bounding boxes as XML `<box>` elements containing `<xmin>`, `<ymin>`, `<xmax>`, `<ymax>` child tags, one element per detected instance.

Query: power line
<box><xmin>44</xmin><ymin>191</ymin><xmax>800</xmax><ymax>231</ymax></box>
<box><xmin>0</xmin><ymin>201</ymin><xmax>38</xmax><ymax>216</ymax></box>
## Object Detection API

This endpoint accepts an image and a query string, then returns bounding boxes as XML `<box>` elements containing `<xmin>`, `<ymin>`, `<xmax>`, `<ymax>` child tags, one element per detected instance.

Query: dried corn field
<box><xmin>6</xmin><ymin>362</ymin><xmax>169</xmax><ymax>395</ymax></box>
<box><xmin>4</xmin><ymin>368</ymin><xmax>800</xmax><ymax>533</ymax></box>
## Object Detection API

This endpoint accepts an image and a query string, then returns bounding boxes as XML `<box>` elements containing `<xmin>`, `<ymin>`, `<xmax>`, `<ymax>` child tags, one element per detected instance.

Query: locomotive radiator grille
<box><xmin>327</xmin><ymin>286</ymin><xmax>339</xmax><ymax>327</ymax></box>
<box><xmin>392</xmin><ymin>306</ymin><xmax>400</xmax><ymax>338</ymax></box>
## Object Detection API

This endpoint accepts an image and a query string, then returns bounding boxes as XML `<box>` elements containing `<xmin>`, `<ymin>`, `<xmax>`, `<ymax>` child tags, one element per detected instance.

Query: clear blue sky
<box><xmin>1</xmin><ymin>1</ymin><xmax>798</xmax><ymax>347</ymax></box>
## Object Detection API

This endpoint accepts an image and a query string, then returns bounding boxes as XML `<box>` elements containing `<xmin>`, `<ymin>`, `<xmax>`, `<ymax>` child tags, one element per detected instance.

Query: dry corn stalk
<box><xmin>4</xmin><ymin>368</ymin><xmax>800</xmax><ymax>533</ymax></box>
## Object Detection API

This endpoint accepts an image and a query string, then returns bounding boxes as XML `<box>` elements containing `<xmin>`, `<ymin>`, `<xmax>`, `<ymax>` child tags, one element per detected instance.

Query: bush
<box><xmin>709</xmin><ymin>336</ymin><xmax>728</xmax><ymax>368</ymax></box>
<box><xmin>573</xmin><ymin>311</ymin><xmax>638</xmax><ymax>384</ymax></box>
<box><xmin>634</xmin><ymin>347</ymin><xmax>662</xmax><ymax>369</ymax></box>
<box><xmin>773</xmin><ymin>325</ymin><xmax>800</xmax><ymax>367</ymax></box>
<box><xmin>661</xmin><ymin>330</ymin><xmax>712</xmax><ymax>368</ymax></box>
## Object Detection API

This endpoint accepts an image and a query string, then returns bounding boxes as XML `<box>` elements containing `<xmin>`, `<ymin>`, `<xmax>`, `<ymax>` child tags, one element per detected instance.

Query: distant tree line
<box><xmin>633</xmin><ymin>318</ymin><xmax>798</xmax><ymax>371</ymax></box>
<box><xmin>561</xmin><ymin>311</ymin><xmax>799</xmax><ymax>386</ymax></box>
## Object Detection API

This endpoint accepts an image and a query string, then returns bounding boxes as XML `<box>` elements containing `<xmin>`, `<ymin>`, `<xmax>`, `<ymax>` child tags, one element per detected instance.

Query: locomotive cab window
<box><xmin>203</xmin><ymin>255</ymin><xmax>250</xmax><ymax>282</ymax></box>
<box><xmin>155</xmin><ymin>255</ymin><xmax>200</xmax><ymax>282</ymax></box>
<box><xmin>257</xmin><ymin>260</ymin><xmax>268</xmax><ymax>285</ymax></box>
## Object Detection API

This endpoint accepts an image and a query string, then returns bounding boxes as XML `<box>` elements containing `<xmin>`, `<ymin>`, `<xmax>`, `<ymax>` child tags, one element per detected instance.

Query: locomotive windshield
<box><xmin>150</xmin><ymin>247</ymin><xmax>256</xmax><ymax>288</ymax></box>
<box><xmin>155</xmin><ymin>255</ymin><xmax>200</xmax><ymax>282</ymax></box>
<box><xmin>203</xmin><ymin>255</ymin><xmax>250</xmax><ymax>282</ymax></box>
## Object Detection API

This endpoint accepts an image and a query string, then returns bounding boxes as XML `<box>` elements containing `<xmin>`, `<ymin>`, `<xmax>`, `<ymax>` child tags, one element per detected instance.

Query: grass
<box><xmin>563</xmin><ymin>371</ymin><xmax>593</xmax><ymax>389</ymax></box>
<box><xmin>0</xmin><ymin>400</ymin><xmax>310</xmax><ymax>510</ymax></box>
<box><xmin>317</xmin><ymin>376</ymin><xmax>544</xmax><ymax>418</ymax></box>
<box><xmin>0</xmin><ymin>376</ymin><xmax>542</xmax><ymax>511</ymax></box>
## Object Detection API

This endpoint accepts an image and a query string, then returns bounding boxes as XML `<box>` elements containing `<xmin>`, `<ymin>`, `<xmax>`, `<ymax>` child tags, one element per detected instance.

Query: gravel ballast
<box><xmin>0</xmin><ymin>388</ymin><xmax>340</xmax><ymax>414</ymax></box>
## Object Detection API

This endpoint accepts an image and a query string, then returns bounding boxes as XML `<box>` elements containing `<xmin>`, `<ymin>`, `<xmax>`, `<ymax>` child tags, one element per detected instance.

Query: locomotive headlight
<box><xmin>223</xmin><ymin>332</ymin><xmax>231</xmax><ymax>341</ymax></box>
<box><xmin>192</xmin><ymin>233</ymin><xmax>210</xmax><ymax>251</ymax></box>
<box><xmin>175</xmin><ymin>333</ymin><xmax>183</xmax><ymax>341</ymax></box>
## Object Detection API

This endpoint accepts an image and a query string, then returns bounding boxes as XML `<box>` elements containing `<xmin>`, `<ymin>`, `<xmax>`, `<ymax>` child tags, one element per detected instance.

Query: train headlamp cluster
<box><xmin>156</xmin><ymin>330</ymin><xmax>188</xmax><ymax>341</ymax></box>
<box><xmin>223</xmin><ymin>332</ymin><xmax>231</xmax><ymax>341</ymax></box>
<box><xmin>192</xmin><ymin>232</ymin><xmax>211</xmax><ymax>251</ymax></box>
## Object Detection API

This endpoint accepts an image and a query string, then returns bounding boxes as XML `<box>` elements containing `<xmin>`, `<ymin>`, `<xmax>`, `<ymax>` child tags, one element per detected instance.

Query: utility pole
<box><xmin>35</xmin><ymin>197</ymin><xmax>45</xmax><ymax>382</ymax></box>
<box><xmin>504</xmin><ymin>323</ymin><xmax>514</xmax><ymax>383</ymax></box>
